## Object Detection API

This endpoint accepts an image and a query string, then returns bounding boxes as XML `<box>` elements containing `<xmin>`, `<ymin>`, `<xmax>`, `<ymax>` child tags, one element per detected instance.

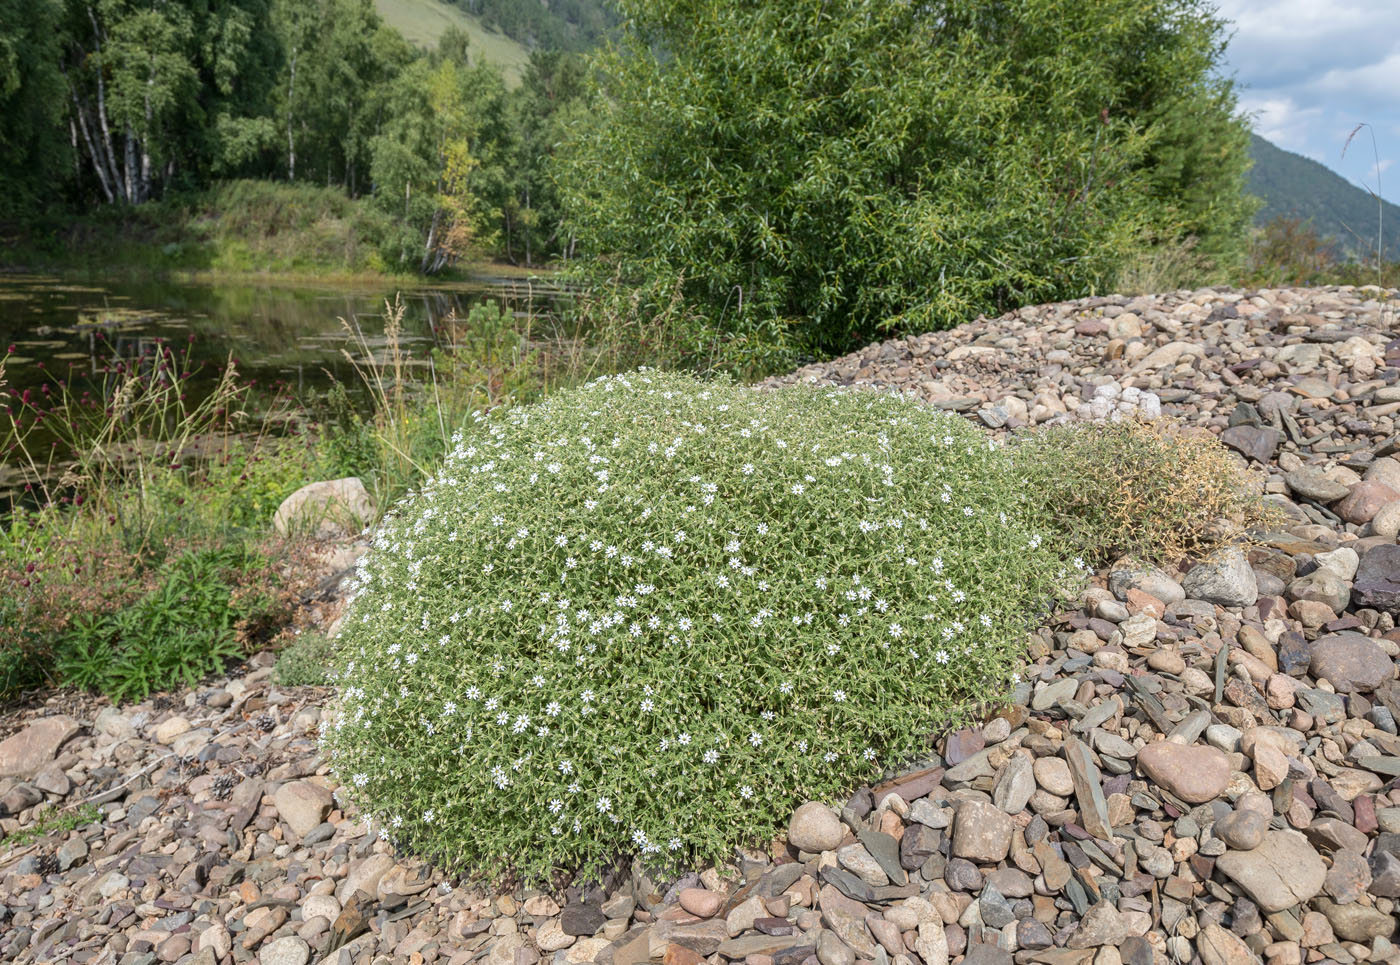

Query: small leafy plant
<box><xmin>53</xmin><ymin>545</ymin><xmax>271</xmax><ymax>704</ymax></box>
<box><xmin>274</xmin><ymin>631</ymin><xmax>334</xmax><ymax>687</ymax></box>
<box><xmin>323</xmin><ymin>372</ymin><xmax>1078</xmax><ymax>883</ymax></box>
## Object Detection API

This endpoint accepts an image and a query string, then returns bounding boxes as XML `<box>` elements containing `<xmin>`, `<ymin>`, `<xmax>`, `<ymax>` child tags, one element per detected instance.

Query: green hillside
<box><xmin>1248</xmin><ymin>133</ymin><xmax>1400</xmax><ymax>260</ymax></box>
<box><xmin>374</xmin><ymin>0</ymin><xmax>531</xmax><ymax>82</ymax></box>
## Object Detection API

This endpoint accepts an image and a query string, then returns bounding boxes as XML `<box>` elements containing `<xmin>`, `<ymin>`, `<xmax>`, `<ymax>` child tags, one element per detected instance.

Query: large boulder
<box><xmin>274</xmin><ymin>478</ymin><xmax>375</xmax><ymax>539</ymax></box>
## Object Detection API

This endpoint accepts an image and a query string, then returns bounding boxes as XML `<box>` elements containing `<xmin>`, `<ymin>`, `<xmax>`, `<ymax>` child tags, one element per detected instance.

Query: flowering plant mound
<box><xmin>322</xmin><ymin>372</ymin><xmax>1075</xmax><ymax>882</ymax></box>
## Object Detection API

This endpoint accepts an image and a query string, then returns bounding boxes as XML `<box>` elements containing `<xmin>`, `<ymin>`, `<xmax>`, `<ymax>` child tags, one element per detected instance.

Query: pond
<box><xmin>0</xmin><ymin>272</ymin><xmax>571</xmax><ymax>496</ymax></box>
<box><xmin>0</xmin><ymin>272</ymin><xmax>568</xmax><ymax>401</ymax></box>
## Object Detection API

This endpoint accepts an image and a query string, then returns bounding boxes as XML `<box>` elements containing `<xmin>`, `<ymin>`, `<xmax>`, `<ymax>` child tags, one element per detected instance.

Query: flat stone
<box><xmin>1285</xmin><ymin>468</ymin><xmax>1351</xmax><ymax>503</ymax></box>
<box><xmin>990</xmin><ymin>753</ymin><xmax>1034</xmax><ymax>815</ymax></box>
<box><xmin>1033</xmin><ymin>757</ymin><xmax>1075</xmax><ymax>797</ymax></box>
<box><xmin>1136</xmin><ymin>741</ymin><xmax>1230</xmax><ymax>805</ymax></box>
<box><xmin>836</xmin><ymin>843</ymin><xmax>888</xmax><ymax>887</ymax></box>
<box><xmin>1066</xmin><ymin>901</ymin><xmax>1127</xmax><ymax>948</ymax></box>
<box><xmin>817</xmin><ymin>885</ymin><xmax>878</xmax><ymax>958</ymax></box>
<box><xmin>1196</xmin><ymin>922</ymin><xmax>1255</xmax><ymax>965</ymax></box>
<box><xmin>260</xmin><ymin>937</ymin><xmax>310</xmax><ymax>965</ymax></box>
<box><xmin>1314</xmin><ymin>896</ymin><xmax>1397</xmax><ymax>942</ymax></box>
<box><xmin>0</xmin><ymin>716</ymin><xmax>79</xmax><ymax>779</ymax></box>
<box><xmin>1310</xmin><ymin>632</ymin><xmax>1394</xmax><ymax>692</ymax></box>
<box><xmin>1354</xmin><ymin>544</ymin><xmax>1400</xmax><ymax>611</ymax></box>
<box><xmin>950</xmin><ymin>800</ymin><xmax>1013</xmax><ymax>863</ymax></box>
<box><xmin>1063</xmin><ymin>738</ymin><xmax>1112</xmax><ymax>839</ymax></box>
<box><xmin>1222</xmin><ymin>425</ymin><xmax>1283</xmax><ymax>464</ymax></box>
<box><xmin>1215</xmin><ymin>830</ymin><xmax>1326</xmax><ymax>912</ymax></box>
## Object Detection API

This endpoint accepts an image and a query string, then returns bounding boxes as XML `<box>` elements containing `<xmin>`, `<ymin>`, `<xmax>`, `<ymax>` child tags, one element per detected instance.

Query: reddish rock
<box><xmin>1335</xmin><ymin>480</ymin><xmax>1400</xmax><ymax>524</ymax></box>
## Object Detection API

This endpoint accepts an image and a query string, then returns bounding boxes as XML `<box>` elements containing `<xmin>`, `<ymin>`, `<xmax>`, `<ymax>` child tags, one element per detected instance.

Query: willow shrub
<box><xmin>322</xmin><ymin>373</ymin><xmax>1080</xmax><ymax>882</ymax></box>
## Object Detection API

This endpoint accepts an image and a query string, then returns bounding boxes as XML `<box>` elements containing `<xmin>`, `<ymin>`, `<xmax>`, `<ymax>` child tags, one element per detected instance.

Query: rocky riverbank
<box><xmin>3</xmin><ymin>285</ymin><xmax>1400</xmax><ymax>965</ymax></box>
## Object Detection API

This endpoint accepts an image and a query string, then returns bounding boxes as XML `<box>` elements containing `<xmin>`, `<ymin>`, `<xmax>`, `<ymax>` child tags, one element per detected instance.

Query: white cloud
<box><xmin>1211</xmin><ymin>0</ymin><xmax>1400</xmax><ymax>190</ymax></box>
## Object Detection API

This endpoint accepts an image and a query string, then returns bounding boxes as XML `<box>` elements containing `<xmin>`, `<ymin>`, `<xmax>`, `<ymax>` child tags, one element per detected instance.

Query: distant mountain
<box><xmin>1248</xmin><ymin>133</ymin><xmax>1400</xmax><ymax>260</ymax></box>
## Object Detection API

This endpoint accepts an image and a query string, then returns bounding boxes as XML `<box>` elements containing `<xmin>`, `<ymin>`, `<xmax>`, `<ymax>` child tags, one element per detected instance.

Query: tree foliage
<box><xmin>560</xmin><ymin>0</ymin><xmax>1255</xmax><ymax>363</ymax></box>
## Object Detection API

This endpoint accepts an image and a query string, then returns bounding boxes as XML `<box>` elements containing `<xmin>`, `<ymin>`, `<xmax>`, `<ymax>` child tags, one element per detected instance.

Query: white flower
<box><xmin>703</xmin><ymin>749</ymin><xmax>719</xmax><ymax>764</ymax></box>
<box><xmin>559</xmin><ymin>760</ymin><xmax>574</xmax><ymax>775</ymax></box>
<box><xmin>749</xmin><ymin>732</ymin><xmax>763</xmax><ymax>747</ymax></box>
<box><xmin>641</xmin><ymin>699</ymin><xmax>654</xmax><ymax>713</ymax></box>
<box><xmin>739</xmin><ymin>785</ymin><xmax>753</xmax><ymax>799</ymax></box>
<box><xmin>549</xmin><ymin>799</ymin><xmax>563</xmax><ymax>814</ymax></box>
<box><xmin>546</xmin><ymin>701</ymin><xmax>561</xmax><ymax>717</ymax></box>
<box><xmin>596</xmin><ymin>796</ymin><xmax>612</xmax><ymax>814</ymax></box>
<box><xmin>353</xmin><ymin>773</ymin><xmax>368</xmax><ymax>788</ymax></box>
<box><xmin>832</xmin><ymin>690</ymin><xmax>847</xmax><ymax>702</ymax></box>
<box><xmin>678</xmin><ymin>732</ymin><xmax>691</xmax><ymax>745</ymax></box>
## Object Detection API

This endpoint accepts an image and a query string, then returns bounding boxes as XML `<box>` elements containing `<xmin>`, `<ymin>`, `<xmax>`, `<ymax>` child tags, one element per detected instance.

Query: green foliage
<box><xmin>322</xmin><ymin>372</ymin><xmax>1075</xmax><ymax>882</ymax></box>
<box><xmin>53</xmin><ymin>545</ymin><xmax>268</xmax><ymax>704</ymax></box>
<box><xmin>0</xmin><ymin>0</ymin><xmax>67</xmax><ymax>214</ymax></box>
<box><xmin>1241</xmin><ymin>216</ymin><xmax>1400</xmax><ymax>290</ymax></box>
<box><xmin>2</xmin><ymin>803</ymin><xmax>102</xmax><ymax>848</ymax></box>
<box><xmin>450</xmin><ymin>0</ymin><xmax>617</xmax><ymax>53</ymax></box>
<box><xmin>561</xmin><ymin>0</ymin><xmax>1254</xmax><ymax>364</ymax></box>
<box><xmin>274</xmin><ymin>631</ymin><xmax>334</xmax><ymax>686</ymax></box>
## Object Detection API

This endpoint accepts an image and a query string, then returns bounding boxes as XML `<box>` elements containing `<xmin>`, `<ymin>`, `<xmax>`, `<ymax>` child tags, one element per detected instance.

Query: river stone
<box><xmin>1287</xmin><ymin>570</ymin><xmax>1351</xmax><ymax>614</ymax></box>
<box><xmin>818</xmin><ymin>885</ymin><xmax>879</xmax><ymax>958</ymax></box>
<box><xmin>0</xmin><ymin>715</ymin><xmax>79</xmax><ymax>779</ymax></box>
<box><xmin>1033</xmin><ymin>757</ymin><xmax>1075</xmax><ymax>797</ymax></box>
<box><xmin>1182</xmin><ymin>547</ymin><xmax>1257</xmax><ymax>607</ymax></box>
<box><xmin>1214</xmin><ymin>809</ymin><xmax>1267</xmax><ymax>851</ymax></box>
<box><xmin>273</xmin><ymin>476</ymin><xmax>374</xmax><ymax>538</ymax></box>
<box><xmin>1222</xmin><ymin>425</ymin><xmax>1282</xmax><ymax>464</ymax></box>
<box><xmin>1215</xmin><ymin>830</ymin><xmax>1326</xmax><ymax>912</ymax></box>
<box><xmin>1314</xmin><ymin>896</ymin><xmax>1397</xmax><ymax>942</ymax></box>
<box><xmin>260</xmin><ymin>937</ymin><xmax>310</xmax><ymax>965</ymax></box>
<box><xmin>1285</xmin><ymin>468</ymin><xmax>1351</xmax><ymax>503</ymax></box>
<box><xmin>789</xmin><ymin>802</ymin><xmax>844</xmax><ymax>853</ymax></box>
<box><xmin>273</xmin><ymin>780</ymin><xmax>333</xmax><ymax>839</ymax></box>
<box><xmin>1108</xmin><ymin>563</ymin><xmax>1185</xmax><ymax>605</ymax></box>
<box><xmin>1309</xmin><ymin>632</ymin><xmax>1394</xmax><ymax>692</ymax></box>
<box><xmin>1353</xmin><ymin>544</ymin><xmax>1400</xmax><ymax>610</ymax></box>
<box><xmin>1136</xmin><ymin>741</ymin><xmax>1230</xmax><ymax>804</ymax></box>
<box><xmin>990</xmin><ymin>753</ymin><xmax>1034</xmax><ymax>815</ymax></box>
<box><xmin>1337</xmin><ymin>479</ymin><xmax>1400</xmax><ymax>524</ymax></box>
<box><xmin>1196</xmin><ymin>923</ymin><xmax>1255</xmax><ymax>965</ymax></box>
<box><xmin>950</xmin><ymin>800</ymin><xmax>1013</xmax><ymax>863</ymax></box>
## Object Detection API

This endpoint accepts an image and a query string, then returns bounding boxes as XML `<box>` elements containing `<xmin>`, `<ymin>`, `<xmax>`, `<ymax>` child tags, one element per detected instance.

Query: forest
<box><xmin>0</xmin><ymin>0</ymin><xmax>596</xmax><ymax>269</ymax></box>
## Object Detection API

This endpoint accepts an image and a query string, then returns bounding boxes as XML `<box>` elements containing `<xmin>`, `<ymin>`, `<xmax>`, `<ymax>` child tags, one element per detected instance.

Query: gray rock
<box><xmin>1109</xmin><ymin>563</ymin><xmax>1185</xmax><ymax>604</ymax></box>
<box><xmin>1285</xmin><ymin>468</ymin><xmax>1351</xmax><ymax>503</ymax></box>
<box><xmin>1287</xmin><ymin>569</ymin><xmax>1351</xmax><ymax>614</ymax></box>
<box><xmin>1353</xmin><ymin>543</ymin><xmax>1400</xmax><ymax>611</ymax></box>
<box><xmin>990</xmin><ymin>753</ymin><xmax>1034</xmax><ymax>815</ymax></box>
<box><xmin>950</xmin><ymin>800</ymin><xmax>1013</xmax><ymax>863</ymax></box>
<box><xmin>1222</xmin><ymin>425</ymin><xmax>1282</xmax><ymax>464</ymax></box>
<box><xmin>1182</xmin><ymin>547</ymin><xmax>1257</xmax><ymax>607</ymax></box>
<box><xmin>1215</xmin><ymin>830</ymin><xmax>1326</xmax><ymax>912</ymax></box>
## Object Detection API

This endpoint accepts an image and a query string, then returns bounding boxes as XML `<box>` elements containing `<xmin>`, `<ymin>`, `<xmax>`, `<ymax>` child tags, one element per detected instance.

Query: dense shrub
<box><xmin>1014</xmin><ymin>416</ymin><xmax>1273</xmax><ymax>566</ymax></box>
<box><xmin>322</xmin><ymin>372</ymin><xmax>1080</xmax><ymax>882</ymax></box>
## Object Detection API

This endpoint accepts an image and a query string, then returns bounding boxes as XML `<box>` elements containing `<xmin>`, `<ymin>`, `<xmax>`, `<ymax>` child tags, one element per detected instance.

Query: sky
<box><xmin>1213</xmin><ymin>0</ymin><xmax>1399</xmax><ymax>194</ymax></box>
